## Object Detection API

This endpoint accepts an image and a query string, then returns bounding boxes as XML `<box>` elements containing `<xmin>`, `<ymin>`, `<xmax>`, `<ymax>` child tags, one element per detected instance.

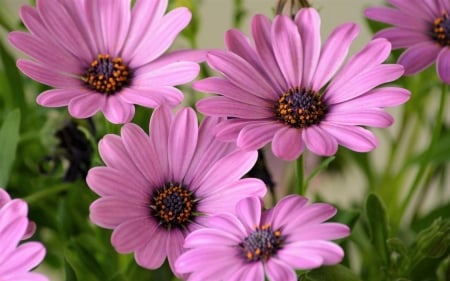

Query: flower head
<box><xmin>86</xmin><ymin>106</ymin><xmax>266</xmax><ymax>276</ymax></box>
<box><xmin>9</xmin><ymin>0</ymin><xmax>204</xmax><ymax>124</ymax></box>
<box><xmin>195</xmin><ymin>8</ymin><xmax>410</xmax><ymax>160</ymax></box>
<box><xmin>365</xmin><ymin>0</ymin><xmax>450</xmax><ymax>83</ymax></box>
<box><xmin>0</xmin><ymin>188</ymin><xmax>48</xmax><ymax>281</ymax></box>
<box><xmin>176</xmin><ymin>195</ymin><xmax>350</xmax><ymax>281</ymax></box>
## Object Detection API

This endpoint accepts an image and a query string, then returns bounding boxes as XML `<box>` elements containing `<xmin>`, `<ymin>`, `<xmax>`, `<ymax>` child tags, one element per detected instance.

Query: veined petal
<box><xmin>272</xmin><ymin>126</ymin><xmax>304</xmax><ymax>161</ymax></box>
<box><xmin>133</xmin><ymin>61</ymin><xmax>199</xmax><ymax>87</ymax></box>
<box><xmin>196</xmin><ymin>96</ymin><xmax>273</xmax><ymax>119</ymax></box>
<box><xmin>398</xmin><ymin>42</ymin><xmax>441</xmax><ymax>75</ymax></box>
<box><xmin>302</xmin><ymin>126</ymin><xmax>338</xmax><ymax>156</ymax></box>
<box><xmin>103</xmin><ymin>95</ymin><xmax>135</xmax><ymax>124</ymax></box>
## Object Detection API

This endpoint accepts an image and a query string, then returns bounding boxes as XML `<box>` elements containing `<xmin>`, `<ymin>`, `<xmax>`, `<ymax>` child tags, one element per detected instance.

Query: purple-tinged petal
<box><xmin>272</xmin><ymin>15</ymin><xmax>303</xmax><ymax>87</ymax></box>
<box><xmin>89</xmin><ymin>197</ymin><xmax>148</xmax><ymax>228</ymax></box>
<box><xmin>207</xmin><ymin>51</ymin><xmax>279</xmax><ymax>100</ymax></box>
<box><xmin>286</xmin><ymin>203</ymin><xmax>337</xmax><ymax>227</ymax></box>
<box><xmin>202</xmin><ymin>213</ymin><xmax>248</xmax><ymax>238</ymax></box>
<box><xmin>68</xmin><ymin>92</ymin><xmax>105</xmax><ymax>119</ymax></box>
<box><xmin>121</xmin><ymin>86</ymin><xmax>183</xmax><ymax>108</ymax></box>
<box><xmin>288</xmin><ymin>240</ymin><xmax>345</xmax><ymax>265</ymax></box>
<box><xmin>325</xmin><ymin>108</ymin><xmax>393</xmax><ymax>128</ymax></box>
<box><xmin>302</xmin><ymin>126</ymin><xmax>338</xmax><ymax>156</ymax></box>
<box><xmin>265</xmin><ymin>258</ymin><xmax>297</xmax><ymax>281</ymax></box>
<box><xmin>229</xmin><ymin>263</ymin><xmax>264</xmax><ymax>281</ymax></box>
<box><xmin>166</xmin><ymin>229</ymin><xmax>186</xmax><ymax>277</ymax></box>
<box><xmin>235</xmin><ymin>197</ymin><xmax>261</xmax><ymax>231</ymax></box>
<box><xmin>168</xmin><ymin>108</ymin><xmax>198</xmax><ymax>182</ymax></box>
<box><xmin>1</xmin><ymin>242</ymin><xmax>46</xmax><ymax>274</ymax></box>
<box><xmin>312</xmin><ymin>23</ymin><xmax>359</xmax><ymax>90</ymax></box>
<box><xmin>36</xmin><ymin>89</ymin><xmax>89</xmax><ymax>107</ymax></box>
<box><xmin>183</xmin><ymin>229</ymin><xmax>240</xmax><ymax>247</ymax></box>
<box><xmin>102</xmin><ymin>95</ymin><xmax>135</xmax><ymax>124</ymax></box>
<box><xmin>398</xmin><ymin>42</ymin><xmax>441</xmax><ymax>75</ymax></box>
<box><xmin>135</xmin><ymin>228</ymin><xmax>168</xmax><ymax>269</ymax></box>
<box><xmin>98</xmin><ymin>135</ymin><xmax>137</xmax><ymax>173</ymax></box>
<box><xmin>17</xmin><ymin>60</ymin><xmax>80</xmax><ymax>88</ymax></box>
<box><xmin>150</xmin><ymin>49</ymin><xmax>207</xmax><ymax>66</ymax></box>
<box><xmin>226</xmin><ymin>29</ymin><xmax>262</xmax><ymax>72</ymax></box>
<box><xmin>214</xmin><ymin>119</ymin><xmax>251</xmax><ymax>141</ymax></box>
<box><xmin>388</xmin><ymin>0</ymin><xmax>435</xmax><ymax>20</ymax></box>
<box><xmin>436</xmin><ymin>47</ymin><xmax>450</xmax><ymax>84</ymax></box>
<box><xmin>364</xmin><ymin>7</ymin><xmax>429</xmax><ymax>30</ymax></box>
<box><xmin>270</xmin><ymin>195</ymin><xmax>309</xmax><ymax>230</ymax></box>
<box><xmin>196</xmin><ymin>96</ymin><xmax>273</xmax><ymax>119</ymax></box>
<box><xmin>252</xmin><ymin>15</ymin><xmax>288</xmax><ymax>92</ymax></box>
<box><xmin>334</xmin><ymin>87</ymin><xmax>410</xmax><ymax>109</ymax></box>
<box><xmin>289</xmin><ymin>223</ymin><xmax>350</xmax><ymax>241</ymax></box>
<box><xmin>277</xmin><ymin>247</ymin><xmax>323</xmax><ymax>269</ymax></box>
<box><xmin>237</xmin><ymin>121</ymin><xmax>284</xmax><ymax>151</ymax></box>
<box><xmin>272</xmin><ymin>126</ymin><xmax>304</xmax><ymax>161</ymax></box>
<box><xmin>111</xmin><ymin>218</ymin><xmax>159</xmax><ymax>253</ymax></box>
<box><xmin>133</xmin><ymin>61</ymin><xmax>199</xmax><ymax>87</ymax></box>
<box><xmin>295</xmin><ymin>8</ymin><xmax>321</xmax><ymax>87</ymax></box>
<box><xmin>320</xmin><ymin>123</ymin><xmax>378</xmax><ymax>153</ymax></box>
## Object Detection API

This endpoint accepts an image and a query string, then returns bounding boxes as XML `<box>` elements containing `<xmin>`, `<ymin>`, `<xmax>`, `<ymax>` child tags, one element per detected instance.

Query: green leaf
<box><xmin>303</xmin><ymin>265</ymin><xmax>362</xmax><ymax>281</ymax></box>
<box><xmin>366</xmin><ymin>193</ymin><xmax>390</xmax><ymax>265</ymax></box>
<box><xmin>409</xmin><ymin>131</ymin><xmax>450</xmax><ymax>165</ymax></box>
<box><xmin>0</xmin><ymin>109</ymin><xmax>21</xmax><ymax>186</ymax></box>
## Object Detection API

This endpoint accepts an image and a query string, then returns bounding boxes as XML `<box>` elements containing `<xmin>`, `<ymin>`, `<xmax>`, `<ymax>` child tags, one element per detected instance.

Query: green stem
<box><xmin>24</xmin><ymin>183</ymin><xmax>72</xmax><ymax>204</ymax></box>
<box><xmin>296</xmin><ymin>155</ymin><xmax>304</xmax><ymax>195</ymax></box>
<box><xmin>398</xmin><ymin>83</ymin><xmax>447</xmax><ymax>222</ymax></box>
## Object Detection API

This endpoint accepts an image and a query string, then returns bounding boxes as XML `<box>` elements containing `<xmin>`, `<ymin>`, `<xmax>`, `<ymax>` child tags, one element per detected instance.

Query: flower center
<box><xmin>433</xmin><ymin>12</ymin><xmax>450</xmax><ymax>46</ymax></box>
<box><xmin>275</xmin><ymin>87</ymin><xmax>327</xmax><ymax>128</ymax></box>
<box><xmin>82</xmin><ymin>54</ymin><xmax>131</xmax><ymax>95</ymax></box>
<box><xmin>150</xmin><ymin>183</ymin><xmax>197</xmax><ymax>229</ymax></box>
<box><xmin>239</xmin><ymin>224</ymin><xmax>283</xmax><ymax>262</ymax></box>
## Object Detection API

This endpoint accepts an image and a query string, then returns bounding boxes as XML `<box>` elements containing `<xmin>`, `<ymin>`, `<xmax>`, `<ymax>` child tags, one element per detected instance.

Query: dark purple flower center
<box><xmin>239</xmin><ymin>224</ymin><xmax>283</xmax><ymax>262</ymax></box>
<box><xmin>150</xmin><ymin>183</ymin><xmax>198</xmax><ymax>229</ymax></box>
<box><xmin>275</xmin><ymin>87</ymin><xmax>327</xmax><ymax>128</ymax></box>
<box><xmin>433</xmin><ymin>12</ymin><xmax>450</xmax><ymax>46</ymax></box>
<box><xmin>82</xmin><ymin>54</ymin><xmax>131</xmax><ymax>95</ymax></box>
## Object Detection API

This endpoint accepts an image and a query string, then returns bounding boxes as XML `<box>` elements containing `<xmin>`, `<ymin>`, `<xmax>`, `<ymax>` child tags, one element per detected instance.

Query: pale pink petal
<box><xmin>183</xmin><ymin>229</ymin><xmax>240</xmax><ymax>247</ymax></box>
<box><xmin>272</xmin><ymin>15</ymin><xmax>303</xmax><ymax>87</ymax></box>
<box><xmin>225</xmin><ymin>29</ymin><xmax>261</xmax><ymax>72</ymax></box>
<box><xmin>68</xmin><ymin>92</ymin><xmax>105</xmax><ymax>119</ymax></box>
<box><xmin>364</xmin><ymin>7</ymin><xmax>428</xmax><ymax>30</ymax></box>
<box><xmin>0</xmin><ymin>242</ymin><xmax>46</xmax><ymax>274</ymax></box>
<box><xmin>312</xmin><ymin>23</ymin><xmax>359</xmax><ymax>90</ymax></box>
<box><xmin>111</xmin><ymin>218</ymin><xmax>158</xmax><ymax>253</ymax></box>
<box><xmin>215</xmin><ymin>119</ymin><xmax>251</xmax><ymax>141</ymax></box>
<box><xmin>237</xmin><ymin>121</ymin><xmax>284</xmax><ymax>151</ymax></box>
<box><xmin>295</xmin><ymin>8</ymin><xmax>321</xmax><ymax>87</ymax></box>
<box><xmin>102</xmin><ymin>95</ymin><xmax>135</xmax><ymax>124</ymax></box>
<box><xmin>120</xmin><ymin>87</ymin><xmax>183</xmax><ymax>108</ymax></box>
<box><xmin>289</xmin><ymin>223</ymin><xmax>350</xmax><ymax>241</ymax></box>
<box><xmin>166</xmin><ymin>230</ymin><xmax>186</xmax><ymax>277</ymax></box>
<box><xmin>272</xmin><ymin>126</ymin><xmax>304</xmax><ymax>161</ymax></box>
<box><xmin>235</xmin><ymin>197</ymin><xmax>261</xmax><ymax>231</ymax></box>
<box><xmin>168</xmin><ymin>108</ymin><xmax>198</xmax><ymax>181</ymax></box>
<box><xmin>436</xmin><ymin>47</ymin><xmax>450</xmax><ymax>84</ymax></box>
<box><xmin>374</xmin><ymin>27</ymin><xmax>430</xmax><ymax>49</ymax></box>
<box><xmin>89</xmin><ymin>197</ymin><xmax>148</xmax><ymax>228</ymax></box>
<box><xmin>287</xmin><ymin>240</ymin><xmax>344</xmax><ymax>265</ymax></box>
<box><xmin>302</xmin><ymin>126</ymin><xmax>338</xmax><ymax>156</ymax></box>
<box><xmin>98</xmin><ymin>135</ymin><xmax>137</xmax><ymax>173</ymax></box>
<box><xmin>200</xmin><ymin>213</ymin><xmax>248</xmax><ymax>239</ymax></box>
<box><xmin>333</xmin><ymin>87</ymin><xmax>410</xmax><ymax>108</ymax></box>
<box><xmin>325</xmin><ymin>108</ymin><xmax>393</xmax><ymax>127</ymax></box>
<box><xmin>277</xmin><ymin>247</ymin><xmax>323</xmax><ymax>269</ymax></box>
<box><xmin>265</xmin><ymin>259</ymin><xmax>297</xmax><ymax>281</ymax></box>
<box><xmin>270</xmin><ymin>195</ymin><xmax>309</xmax><ymax>230</ymax></box>
<box><xmin>196</xmin><ymin>96</ymin><xmax>273</xmax><ymax>119</ymax></box>
<box><xmin>36</xmin><ymin>89</ymin><xmax>90</xmax><ymax>107</ymax></box>
<box><xmin>229</xmin><ymin>264</ymin><xmax>264</xmax><ymax>281</ymax></box>
<box><xmin>398</xmin><ymin>42</ymin><xmax>441</xmax><ymax>75</ymax></box>
<box><xmin>148</xmin><ymin>106</ymin><xmax>173</xmax><ymax>180</ymax></box>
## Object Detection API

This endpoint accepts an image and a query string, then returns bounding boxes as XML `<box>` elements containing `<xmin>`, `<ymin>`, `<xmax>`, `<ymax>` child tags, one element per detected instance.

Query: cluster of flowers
<box><xmin>5</xmin><ymin>0</ymin><xmax>449</xmax><ymax>279</ymax></box>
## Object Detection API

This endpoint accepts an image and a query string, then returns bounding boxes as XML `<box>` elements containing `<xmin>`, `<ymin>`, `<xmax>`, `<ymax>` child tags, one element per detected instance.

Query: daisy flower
<box><xmin>0</xmin><ymin>188</ymin><xmax>48</xmax><ymax>281</ymax></box>
<box><xmin>176</xmin><ymin>195</ymin><xmax>350</xmax><ymax>281</ymax></box>
<box><xmin>195</xmin><ymin>8</ymin><xmax>410</xmax><ymax>160</ymax></box>
<box><xmin>8</xmin><ymin>0</ymin><xmax>203</xmax><ymax>124</ymax></box>
<box><xmin>86</xmin><ymin>106</ymin><xmax>267</xmax><ymax>276</ymax></box>
<box><xmin>365</xmin><ymin>0</ymin><xmax>450</xmax><ymax>83</ymax></box>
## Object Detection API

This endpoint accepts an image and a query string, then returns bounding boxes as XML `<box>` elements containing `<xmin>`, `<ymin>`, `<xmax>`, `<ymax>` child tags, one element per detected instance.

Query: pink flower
<box><xmin>9</xmin><ymin>0</ymin><xmax>204</xmax><ymax>124</ymax></box>
<box><xmin>87</xmin><ymin>106</ymin><xmax>267</xmax><ymax>276</ymax></box>
<box><xmin>365</xmin><ymin>0</ymin><xmax>450</xmax><ymax>83</ymax></box>
<box><xmin>195</xmin><ymin>8</ymin><xmax>410</xmax><ymax>160</ymax></box>
<box><xmin>176</xmin><ymin>195</ymin><xmax>350</xmax><ymax>281</ymax></box>
<box><xmin>0</xmin><ymin>189</ymin><xmax>36</xmax><ymax>239</ymax></box>
<box><xmin>0</xmin><ymin>189</ymin><xmax>48</xmax><ymax>281</ymax></box>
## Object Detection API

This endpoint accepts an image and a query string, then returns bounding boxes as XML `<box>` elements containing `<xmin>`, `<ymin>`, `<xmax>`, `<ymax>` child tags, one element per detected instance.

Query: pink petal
<box><xmin>121</xmin><ymin>87</ymin><xmax>183</xmax><ymax>108</ymax></box>
<box><xmin>166</xmin><ymin>230</ymin><xmax>186</xmax><ymax>277</ymax></box>
<box><xmin>196</xmin><ymin>96</ymin><xmax>273</xmax><ymax>119</ymax></box>
<box><xmin>287</xmin><ymin>240</ymin><xmax>344</xmax><ymax>265</ymax></box>
<box><xmin>272</xmin><ymin>15</ymin><xmax>303</xmax><ymax>87</ymax></box>
<box><xmin>68</xmin><ymin>92</ymin><xmax>105</xmax><ymax>119</ymax></box>
<box><xmin>229</xmin><ymin>264</ymin><xmax>264</xmax><ymax>281</ymax></box>
<box><xmin>184</xmin><ymin>229</ymin><xmax>240</xmax><ymax>247</ymax></box>
<box><xmin>89</xmin><ymin>197</ymin><xmax>148</xmax><ymax>228</ymax></box>
<box><xmin>265</xmin><ymin>259</ymin><xmax>297</xmax><ymax>281</ymax></box>
<box><xmin>17</xmin><ymin>60</ymin><xmax>80</xmax><ymax>88</ymax></box>
<box><xmin>214</xmin><ymin>119</ymin><xmax>250</xmax><ymax>141</ymax></box>
<box><xmin>251</xmin><ymin>14</ymin><xmax>288</xmax><ymax>92</ymax></box>
<box><xmin>295</xmin><ymin>8</ymin><xmax>321</xmax><ymax>87</ymax></box>
<box><xmin>398</xmin><ymin>42</ymin><xmax>441</xmax><ymax>75</ymax></box>
<box><xmin>135</xmin><ymin>228</ymin><xmax>168</xmax><ymax>269</ymax></box>
<box><xmin>277</xmin><ymin>247</ymin><xmax>323</xmax><ymax>269</ymax></box>
<box><xmin>133</xmin><ymin>61</ymin><xmax>199</xmax><ymax>87</ymax></box>
<box><xmin>98</xmin><ymin>135</ymin><xmax>136</xmax><ymax>173</ymax></box>
<box><xmin>289</xmin><ymin>223</ymin><xmax>350</xmax><ymax>241</ymax></box>
<box><xmin>312</xmin><ymin>23</ymin><xmax>359</xmax><ymax>90</ymax></box>
<box><xmin>168</xmin><ymin>108</ymin><xmax>198</xmax><ymax>181</ymax></box>
<box><xmin>36</xmin><ymin>89</ymin><xmax>90</xmax><ymax>107</ymax></box>
<box><xmin>272</xmin><ymin>126</ymin><xmax>304</xmax><ymax>161</ymax></box>
<box><xmin>270</xmin><ymin>195</ymin><xmax>309</xmax><ymax>230</ymax></box>
<box><xmin>364</xmin><ymin>7</ymin><xmax>428</xmax><ymax>30</ymax></box>
<box><xmin>225</xmin><ymin>29</ymin><xmax>261</xmax><ymax>72</ymax></box>
<box><xmin>333</xmin><ymin>87</ymin><xmax>410</xmax><ymax>108</ymax></box>
<box><xmin>1</xmin><ymin>242</ymin><xmax>45</xmax><ymax>274</ymax></box>
<box><xmin>237</xmin><ymin>121</ymin><xmax>284</xmax><ymax>151</ymax></box>
<box><xmin>302</xmin><ymin>126</ymin><xmax>338</xmax><ymax>156</ymax></box>
<box><xmin>102</xmin><ymin>95</ymin><xmax>135</xmax><ymax>124</ymax></box>
<box><xmin>235</xmin><ymin>197</ymin><xmax>261</xmax><ymax>231</ymax></box>
<box><xmin>111</xmin><ymin>218</ymin><xmax>158</xmax><ymax>253</ymax></box>
<box><xmin>374</xmin><ymin>27</ymin><xmax>430</xmax><ymax>49</ymax></box>
<box><xmin>320</xmin><ymin>123</ymin><xmax>378</xmax><ymax>153</ymax></box>
<box><xmin>202</xmin><ymin>213</ymin><xmax>247</xmax><ymax>239</ymax></box>
<box><xmin>325</xmin><ymin>108</ymin><xmax>394</xmax><ymax>128</ymax></box>
<box><xmin>120</xmin><ymin>123</ymin><xmax>165</xmax><ymax>186</ymax></box>
<box><xmin>437</xmin><ymin>47</ymin><xmax>450</xmax><ymax>84</ymax></box>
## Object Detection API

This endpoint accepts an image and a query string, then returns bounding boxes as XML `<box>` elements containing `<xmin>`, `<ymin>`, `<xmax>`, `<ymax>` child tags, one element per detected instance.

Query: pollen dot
<box><xmin>82</xmin><ymin>54</ymin><xmax>131</xmax><ymax>95</ymax></box>
<box><xmin>150</xmin><ymin>183</ymin><xmax>197</xmax><ymax>229</ymax></box>
<box><xmin>275</xmin><ymin>87</ymin><xmax>327</xmax><ymax>128</ymax></box>
<box><xmin>239</xmin><ymin>224</ymin><xmax>283</xmax><ymax>262</ymax></box>
<box><xmin>433</xmin><ymin>12</ymin><xmax>450</xmax><ymax>46</ymax></box>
